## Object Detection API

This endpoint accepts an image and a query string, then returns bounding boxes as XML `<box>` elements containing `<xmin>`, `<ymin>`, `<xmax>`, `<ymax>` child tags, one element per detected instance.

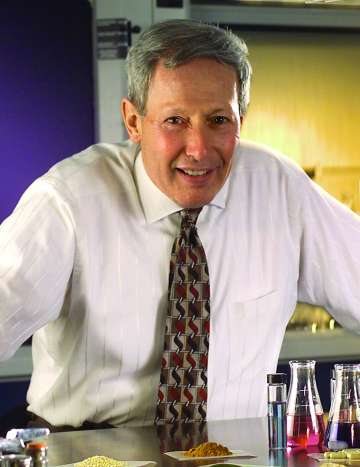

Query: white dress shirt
<box><xmin>1</xmin><ymin>139</ymin><xmax>360</xmax><ymax>427</ymax></box>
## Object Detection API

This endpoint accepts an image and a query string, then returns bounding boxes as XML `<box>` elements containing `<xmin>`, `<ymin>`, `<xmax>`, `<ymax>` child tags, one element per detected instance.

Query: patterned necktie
<box><xmin>155</xmin><ymin>208</ymin><xmax>210</xmax><ymax>424</ymax></box>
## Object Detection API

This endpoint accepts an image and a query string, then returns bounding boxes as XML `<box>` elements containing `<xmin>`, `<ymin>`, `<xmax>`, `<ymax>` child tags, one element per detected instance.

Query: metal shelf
<box><xmin>0</xmin><ymin>346</ymin><xmax>32</xmax><ymax>381</ymax></box>
<box><xmin>279</xmin><ymin>328</ymin><xmax>360</xmax><ymax>363</ymax></box>
<box><xmin>191</xmin><ymin>1</ymin><xmax>360</xmax><ymax>29</ymax></box>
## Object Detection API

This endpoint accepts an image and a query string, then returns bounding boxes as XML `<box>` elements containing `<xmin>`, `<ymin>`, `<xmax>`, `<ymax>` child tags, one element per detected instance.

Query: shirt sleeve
<box><xmin>297</xmin><ymin>175</ymin><xmax>360</xmax><ymax>333</ymax></box>
<box><xmin>0</xmin><ymin>177</ymin><xmax>75</xmax><ymax>360</ymax></box>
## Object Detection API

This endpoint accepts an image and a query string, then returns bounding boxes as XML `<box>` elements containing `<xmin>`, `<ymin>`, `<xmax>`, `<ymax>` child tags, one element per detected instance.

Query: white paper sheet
<box><xmin>164</xmin><ymin>449</ymin><xmax>256</xmax><ymax>461</ymax></box>
<box><xmin>308</xmin><ymin>452</ymin><xmax>360</xmax><ymax>463</ymax></box>
<box><xmin>204</xmin><ymin>464</ymin><xmax>272</xmax><ymax>467</ymax></box>
<box><xmin>56</xmin><ymin>461</ymin><xmax>156</xmax><ymax>467</ymax></box>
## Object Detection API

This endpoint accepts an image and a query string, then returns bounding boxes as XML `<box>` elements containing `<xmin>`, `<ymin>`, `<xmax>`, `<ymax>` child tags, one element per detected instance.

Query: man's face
<box><xmin>123</xmin><ymin>58</ymin><xmax>242</xmax><ymax>208</ymax></box>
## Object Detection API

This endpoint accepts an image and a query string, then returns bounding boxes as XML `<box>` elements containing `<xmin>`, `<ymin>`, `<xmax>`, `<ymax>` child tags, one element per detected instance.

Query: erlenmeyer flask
<box><xmin>286</xmin><ymin>360</ymin><xmax>325</xmax><ymax>447</ymax></box>
<box><xmin>325</xmin><ymin>363</ymin><xmax>360</xmax><ymax>450</ymax></box>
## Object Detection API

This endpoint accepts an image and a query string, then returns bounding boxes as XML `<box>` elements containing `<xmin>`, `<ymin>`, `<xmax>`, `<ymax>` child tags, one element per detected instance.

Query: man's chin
<box><xmin>173</xmin><ymin>185</ymin><xmax>222</xmax><ymax>209</ymax></box>
<box><xmin>176</xmin><ymin>197</ymin><xmax>213</xmax><ymax>209</ymax></box>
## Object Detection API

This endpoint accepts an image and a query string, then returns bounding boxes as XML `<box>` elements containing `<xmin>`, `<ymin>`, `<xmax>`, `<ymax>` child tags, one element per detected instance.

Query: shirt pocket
<box><xmin>228</xmin><ymin>290</ymin><xmax>283</xmax><ymax>382</ymax></box>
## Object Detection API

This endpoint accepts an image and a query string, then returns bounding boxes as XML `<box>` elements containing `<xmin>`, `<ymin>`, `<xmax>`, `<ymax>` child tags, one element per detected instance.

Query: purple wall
<box><xmin>0</xmin><ymin>0</ymin><xmax>94</xmax><ymax>222</ymax></box>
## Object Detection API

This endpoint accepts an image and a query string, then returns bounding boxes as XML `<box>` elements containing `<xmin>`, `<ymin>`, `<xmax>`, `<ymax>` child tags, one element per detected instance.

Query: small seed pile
<box><xmin>184</xmin><ymin>441</ymin><xmax>232</xmax><ymax>457</ymax></box>
<box><xmin>75</xmin><ymin>456</ymin><xmax>128</xmax><ymax>467</ymax></box>
<box><xmin>324</xmin><ymin>448</ymin><xmax>360</xmax><ymax>460</ymax></box>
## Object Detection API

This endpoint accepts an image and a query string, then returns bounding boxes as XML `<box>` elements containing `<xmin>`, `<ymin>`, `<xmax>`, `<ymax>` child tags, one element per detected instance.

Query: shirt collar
<box><xmin>134</xmin><ymin>151</ymin><xmax>229</xmax><ymax>224</ymax></box>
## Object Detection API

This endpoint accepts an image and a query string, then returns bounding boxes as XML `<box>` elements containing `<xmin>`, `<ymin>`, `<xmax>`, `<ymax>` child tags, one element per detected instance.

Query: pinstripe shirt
<box><xmin>1</xmin><ymin>139</ymin><xmax>360</xmax><ymax>427</ymax></box>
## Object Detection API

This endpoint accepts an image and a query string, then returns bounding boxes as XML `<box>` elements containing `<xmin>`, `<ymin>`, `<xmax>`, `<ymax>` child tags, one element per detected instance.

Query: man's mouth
<box><xmin>177</xmin><ymin>168</ymin><xmax>210</xmax><ymax>176</ymax></box>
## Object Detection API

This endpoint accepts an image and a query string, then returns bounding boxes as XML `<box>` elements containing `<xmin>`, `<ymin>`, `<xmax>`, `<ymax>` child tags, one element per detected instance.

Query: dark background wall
<box><xmin>0</xmin><ymin>0</ymin><xmax>94</xmax><ymax>223</ymax></box>
<box><xmin>0</xmin><ymin>0</ymin><xmax>94</xmax><ymax>431</ymax></box>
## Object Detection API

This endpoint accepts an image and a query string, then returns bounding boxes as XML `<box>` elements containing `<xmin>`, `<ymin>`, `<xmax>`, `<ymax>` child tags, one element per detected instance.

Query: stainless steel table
<box><xmin>45</xmin><ymin>417</ymin><xmax>324</xmax><ymax>467</ymax></box>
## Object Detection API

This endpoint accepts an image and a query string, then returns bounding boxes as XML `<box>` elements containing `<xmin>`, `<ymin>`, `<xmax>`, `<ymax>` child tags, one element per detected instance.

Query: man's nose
<box><xmin>184</xmin><ymin>126</ymin><xmax>210</xmax><ymax>161</ymax></box>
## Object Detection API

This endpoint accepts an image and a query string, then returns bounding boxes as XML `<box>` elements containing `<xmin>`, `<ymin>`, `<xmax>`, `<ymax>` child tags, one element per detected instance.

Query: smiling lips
<box><xmin>177</xmin><ymin>168</ymin><xmax>212</xmax><ymax>176</ymax></box>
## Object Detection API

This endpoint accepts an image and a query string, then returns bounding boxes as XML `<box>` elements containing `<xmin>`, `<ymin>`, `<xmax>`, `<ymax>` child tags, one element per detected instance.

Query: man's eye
<box><xmin>165</xmin><ymin>116</ymin><xmax>184</xmax><ymax>125</ymax></box>
<box><xmin>212</xmin><ymin>116</ymin><xmax>229</xmax><ymax>125</ymax></box>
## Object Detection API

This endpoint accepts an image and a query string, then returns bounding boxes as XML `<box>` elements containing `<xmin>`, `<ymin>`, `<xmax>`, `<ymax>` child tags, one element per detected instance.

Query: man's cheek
<box><xmin>221</xmin><ymin>139</ymin><xmax>237</xmax><ymax>161</ymax></box>
<box><xmin>157</xmin><ymin>133</ymin><xmax>183</xmax><ymax>155</ymax></box>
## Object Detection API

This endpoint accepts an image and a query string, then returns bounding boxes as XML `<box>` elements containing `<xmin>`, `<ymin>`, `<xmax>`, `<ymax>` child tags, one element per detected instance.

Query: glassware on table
<box><xmin>325</xmin><ymin>363</ymin><xmax>360</xmax><ymax>450</ymax></box>
<box><xmin>269</xmin><ymin>448</ymin><xmax>288</xmax><ymax>466</ymax></box>
<box><xmin>330</xmin><ymin>368</ymin><xmax>336</xmax><ymax>404</ymax></box>
<box><xmin>267</xmin><ymin>373</ymin><xmax>287</xmax><ymax>450</ymax></box>
<box><xmin>286</xmin><ymin>360</ymin><xmax>325</xmax><ymax>448</ymax></box>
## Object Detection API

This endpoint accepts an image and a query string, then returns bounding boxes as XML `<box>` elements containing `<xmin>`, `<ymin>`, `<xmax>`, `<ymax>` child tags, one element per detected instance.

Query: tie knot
<box><xmin>180</xmin><ymin>208</ymin><xmax>202</xmax><ymax>230</ymax></box>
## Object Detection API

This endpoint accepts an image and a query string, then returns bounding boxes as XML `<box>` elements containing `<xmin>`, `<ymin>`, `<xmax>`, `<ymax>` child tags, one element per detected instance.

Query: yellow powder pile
<box><xmin>75</xmin><ymin>456</ymin><xmax>128</xmax><ymax>467</ymax></box>
<box><xmin>324</xmin><ymin>449</ymin><xmax>360</xmax><ymax>460</ymax></box>
<box><xmin>184</xmin><ymin>441</ymin><xmax>232</xmax><ymax>457</ymax></box>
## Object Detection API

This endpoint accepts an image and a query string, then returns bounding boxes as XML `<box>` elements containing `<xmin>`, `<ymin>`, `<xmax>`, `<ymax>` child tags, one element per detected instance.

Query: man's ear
<box><xmin>121</xmin><ymin>98</ymin><xmax>142</xmax><ymax>143</ymax></box>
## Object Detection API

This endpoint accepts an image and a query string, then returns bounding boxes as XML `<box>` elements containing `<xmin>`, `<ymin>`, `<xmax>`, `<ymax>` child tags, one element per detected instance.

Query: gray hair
<box><xmin>126</xmin><ymin>19</ymin><xmax>252</xmax><ymax>117</ymax></box>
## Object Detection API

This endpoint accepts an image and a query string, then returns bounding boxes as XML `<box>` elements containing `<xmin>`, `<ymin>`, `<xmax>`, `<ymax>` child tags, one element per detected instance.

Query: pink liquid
<box><xmin>287</xmin><ymin>413</ymin><xmax>325</xmax><ymax>447</ymax></box>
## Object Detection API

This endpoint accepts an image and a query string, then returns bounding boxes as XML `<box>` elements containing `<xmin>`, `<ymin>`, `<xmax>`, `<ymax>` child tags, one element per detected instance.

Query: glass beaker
<box><xmin>324</xmin><ymin>363</ymin><xmax>360</xmax><ymax>450</ymax></box>
<box><xmin>286</xmin><ymin>360</ymin><xmax>325</xmax><ymax>448</ymax></box>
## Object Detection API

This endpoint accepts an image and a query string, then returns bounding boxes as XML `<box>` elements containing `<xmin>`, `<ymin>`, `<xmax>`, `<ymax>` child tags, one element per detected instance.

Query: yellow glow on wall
<box><xmin>239</xmin><ymin>30</ymin><xmax>360</xmax><ymax>168</ymax></box>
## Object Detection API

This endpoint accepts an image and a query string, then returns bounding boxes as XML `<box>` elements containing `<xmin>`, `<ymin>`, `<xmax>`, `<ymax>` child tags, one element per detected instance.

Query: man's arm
<box><xmin>297</xmin><ymin>176</ymin><xmax>360</xmax><ymax>332</ymax></box>
<box><xmin>0</xmin><ymin>177</ymin><xmax>75</xmax><ymax>360</ymax></box>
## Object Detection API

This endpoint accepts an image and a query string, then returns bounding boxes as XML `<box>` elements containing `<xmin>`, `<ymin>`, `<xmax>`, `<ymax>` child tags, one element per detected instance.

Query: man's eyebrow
<box><xmin>209</xmin><ymin>108</ymin><xmax>228</xmax><ymax>114</ymax></box>
<box><xmin>161</xmin><ymin>107</ymin><xmax>231</xmax><ymax>115</ymax></box>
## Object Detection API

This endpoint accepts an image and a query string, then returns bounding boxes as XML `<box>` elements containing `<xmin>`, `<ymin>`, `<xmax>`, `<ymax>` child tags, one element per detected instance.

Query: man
<box><xmin>1</xmin><ymin>19</ymin><xmax>360</xmax><ymax>430</ymax></box>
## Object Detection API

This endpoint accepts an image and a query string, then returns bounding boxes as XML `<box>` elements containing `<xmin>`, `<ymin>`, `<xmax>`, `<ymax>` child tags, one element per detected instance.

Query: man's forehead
<box><xmin>148</xmin><ymin>58</ymin><xmax>238</xmax><ymax>94</ymax></box>
<box><xmin>149</xmin><ymin>58</ymin><xmax>239</xmax><ymax>91</ymax></box>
